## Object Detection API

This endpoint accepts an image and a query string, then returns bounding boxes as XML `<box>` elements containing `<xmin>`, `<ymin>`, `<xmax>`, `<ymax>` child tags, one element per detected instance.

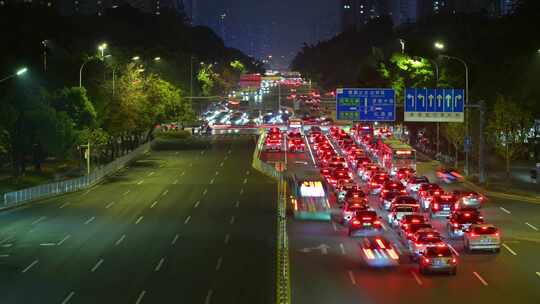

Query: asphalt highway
<box><xmin>285</xmin><ymin>132</ymin><xmax>540</xmax><ymax>304</ymax></box>
<box><xmin>0</xmin><ymin>135</ymin><xmax>276</xmax><ymax>304</ymax></box>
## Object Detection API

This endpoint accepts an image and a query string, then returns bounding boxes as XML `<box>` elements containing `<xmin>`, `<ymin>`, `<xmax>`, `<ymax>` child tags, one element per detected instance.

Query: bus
<box><xmin>376</xmin><ymin>138</ymin><xmax>416</xmax><ymax>176</ymax></box>
<box><xmin>290</xmin><ymin>175</ymin><xmax>331</xmax><ymax>221</ymax></box>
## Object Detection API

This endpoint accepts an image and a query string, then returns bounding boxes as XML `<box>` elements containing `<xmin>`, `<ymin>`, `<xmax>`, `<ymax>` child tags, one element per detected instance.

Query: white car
<box><xmin>464</xmin><ymin>224</ymin><xmax>501</xmax><ymax>253</ymax></box>
<box><xmin>387</xmin><ymin>204</ymin><xmax>420</xmax><ymax>227</ymax></box>
<box><xmin>405</xmin><ymin>176</ymin><xmax>430</xmax><ymax>194</ymax></box>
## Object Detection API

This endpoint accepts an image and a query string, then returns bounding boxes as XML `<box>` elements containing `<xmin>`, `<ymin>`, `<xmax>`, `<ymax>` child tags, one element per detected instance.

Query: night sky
<box><xmin>191</xmin><ymin>0</ymin><xmax>340</xmax><ymax>69</ymax></box>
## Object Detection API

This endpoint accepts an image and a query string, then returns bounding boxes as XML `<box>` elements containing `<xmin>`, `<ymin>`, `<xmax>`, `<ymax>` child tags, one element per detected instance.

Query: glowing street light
<box><xmin>154</xmin><ymin>57</ymin><xmax>161</xmax><ymax>62</ymax></box>
<box><xmin>0</xmin><ymin>67</ymin><xmax>28</xmax><ymax>83</ymax></box>
<box><xmin>132</xmin><ymin>56</ymin><xmax>140</xmax><ymax>61</ymax></box>
<box><xmin>434</xmin><ymin>42</ymin><xmax>445</xmax><ymax>50</ymax></box>
<box><xmin>98</xmin><ymin>42</ymin><xmax>108</xmax><ymax>58</ymax></box>
<box><xmin>16</xmin><ymin>67</ymin><xmax>28</xmax><ymax>76</ymax></box>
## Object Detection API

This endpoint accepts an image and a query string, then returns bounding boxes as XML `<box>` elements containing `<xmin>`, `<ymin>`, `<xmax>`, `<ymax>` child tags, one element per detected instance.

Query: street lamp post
<box><xmin>0</xmin><ymin>67</ymin><xmax>28</xmax><ymax>83</ymax></box>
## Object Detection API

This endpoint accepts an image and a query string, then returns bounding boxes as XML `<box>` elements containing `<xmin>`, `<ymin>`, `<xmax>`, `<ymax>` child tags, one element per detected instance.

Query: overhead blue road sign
<box><xmin>336</xmin><ymin>88</ymin><xmax>395</xmax><ymax>121</ymax></box>
<box><xmin>404</xmin><ymin>88</ymin><xmax>464</xmax><ymax>122</ymax></box>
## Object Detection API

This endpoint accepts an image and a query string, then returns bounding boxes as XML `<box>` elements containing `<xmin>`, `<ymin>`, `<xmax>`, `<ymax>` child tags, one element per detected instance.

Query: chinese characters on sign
<box><xmin>336</xmin><ymin>88</ymin><xmax>396</xmax><ymax>121</ymax></box>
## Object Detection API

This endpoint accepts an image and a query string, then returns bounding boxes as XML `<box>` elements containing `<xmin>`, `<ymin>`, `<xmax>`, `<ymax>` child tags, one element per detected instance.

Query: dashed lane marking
<box><xmin>21</xmin><ymin>259</ymin><xmax>39</xmax><ymax>273</ymax></box>
<box><xmin>61</xmin><ymin>291</ymin><xmax>75</xmax><ymax>304</ymax></box>
<box><xmin>155</xmin><ymin>258</ymin><xmax>165</xmax><ymax>272</ymax></box>
<box><xmin>171</xmin><ymin>234</ymin><xmax>179</xmax><ymax>245</ymax></box>
<box><xmin>411</xmin><ymin>270</ymin><xmax>423</xmax><ymax>285</ymax></box>
<box><xmin>123</xmin><ymin>190</ymin><xmax>131</xmax><ymax>196</ymax></box>
<box><xmin>180</xmin><ymin>171</ymin><xmax>185</xmax><ymax>176</ymax></box>
<box><xmin>135</xmin><ymin>290</ymin><xmax>146</xmax><ymax>304</ymax></box>
<box><xmin>162</xmin><ymin>189</ymin><xmax>169</xmax><ymax>196</ymax></box>
<box><xmin>204</xmin><ymin>289</ymin><xmax>213</xmax><ymax>304</ymax></box>
<box><xmin>59</xmin><ymin>202</ymin><xmax>70</xmax><ymax>209</ymax></box>
<box><xmin>135</xmin><ymin>216</ymin><xmax>144</xmax><ymax>225</ymax></box>
<box><xmin>536</xmin><ymin>272</ymin><xmax>540</xmax><ymax>278</ymax></box>
<box><xmin>106</xmin><ymin>201</ymin><xmax>115</xmax><ymax>209</ymax></box>
<box><xmin>84</xmin><ymin>216</ymin><xmax>96</xmax><ymax>225</ymax></box>
<box><xmin>348</xmin><ymin>270</ymin><xmax>356</xmax><ymax>285</ymax></box>
<box><xmin>203</xmin><ymin>189</ymin><xmax>208</xmax><ymax>196</ymax></box>
<box><xmin>447</xmin><ymin>243</ymin><xmax>460</xmax><ymax>256</ymax></box>
<box><xmin>243</xmin><ymin>178</ymin><xmax>248</xmax><ymax>184</ymax></box>
<box><xmin>148</xmin><ymin>172</ymin><xmax>155</xmax><ymax>177</ymax></box>
<box><xmin>32</xmin><ymin>216</ymin><xmax>46</xmax><ymax>225</ymax></box>
<box><xmin>40</xmin><ymin>243</ymin><xmax>56</xmax><ymax>247</ymax></box>
<box><xmin>525</xmin><ymin>222</ymin><xmax>539</xmax><ymax>231</ymax></box>
<box><xmin>339</xmin><ymin>243</ymin><xmax>346</xmax><ymax>255</ymax></box>
<box><xmin>91</xmin><ymin>259</ymin><xmax>104</xmax><ymax>272</ymax></box>
<box><xmin>473</xmin><ymin>271</ymin><xmax>489</xmax><ymax>286</ymax></box>
<box><xmin>210</xmin><ymin>178</ymin><xmax>215</xmax><ymax>185</ymax></box>
<box><xmin>239</xmin><ymin>188</ymin><xmax>244</xmax><ymax>195</ymax></box>
<box><xmin>500</xmin><ymin>207</ymin><xmax>511</xmax><ymax>214</ymax></box>
<box><xmin>230</xmin><ymin>216</ymin><xmax>235</xmax><ymax>224</ymax></box>
<box><xmin>115</xmin><ymin>234</ymin><xmax>126</xmax><ymax>246</ymax></box>
<box><xmin>502</xmin><ymin>243</ymin><xmax>517</xmax><ymax>255</ymax></box>
<box><xmin>173</xmin><ymin>179</ymin><xmax>179</xmax><ymax>185</ymax></box>
<box><xmin>224</xmin><ymin>234</ymin><xmax>230</xmax><ymax>245</ymax></box>
<box><xmin>220</xmin><ymin>162</ymin><xmax>224</xmax><ymax>167</ymax></box>
<box><xmin>194</xmin><ymin>201</ymin><xmax>200</xmax><ymax>208</ymax></box>
<box><xmin>0</xmin><ymin>254</ymin><xmax>9</xmax><ymax>258</ymax></box>
<box><xmin>150</xmin><ymin>201</ymin><xmax>158</xmax><ymax>209</ymax></box>
<box><xmin>215</xmin><ymin>171</ymin><xmax>220</xmax><ymax>176</ymax></box>
<box><xmin>184</xmin><ymin>216</ymin><xmax>191</xmax><ymax>224</ymax></box>
<box><xmin>137</xmin><ymin>180</ymin><xmax>144</xmax><ymax>185</ymax></box>
<box><xmin>235</xmin><ymin>201</ymin><xmax>240</xmax><ymax>208</ymax></box>
<box><xmin>332</xmin><ymin>222</ymin><xmax>338</xmax><ymax>232</ymax></box>
<box><xmin>246</xmin><ymin>170</ymin><xmax>250</xmax><ymax>176</ymax></box>
<box><xmin>59</xmin><ymin>235</ymin><xmax>73</xmax><ymax>246</ymax></box>
<box><xmin>215</xmin><ymin>257</ymin><xmax>223</xmax><ymax>271</ymax></box>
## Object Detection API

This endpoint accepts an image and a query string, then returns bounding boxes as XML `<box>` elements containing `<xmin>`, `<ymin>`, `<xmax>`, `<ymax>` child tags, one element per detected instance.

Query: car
<box><xmin>359</xmin><ymin>164</ymin><xmax>381</xmax><ymax>181</ymax></box>
<box><xmin>419</xmin><ymin>245</ymin><xmax>457</xmax><ymax>275</ymax></box>
<box><xmin>328</xmin><ymin>168</ymin><xmax>351</xmax><ymax>186</ymax></box>
<box><xmin>463</xmin><ymin>224</ymin><xmax>501</xmax><ymax>253</ymax></box>
<box><xmin>320</xmin><ymin>167</ymin><xmax>332</xmax><ymax>181</ymax></box>
<box><xmin>399</xmin><ymin>214</ymin><xmax>428</xmax><ymax>231</ymax></box>
<box><xmin>348</xmin><ymin>211</ymin><xmax>382</xmax><ymax>236</ymax></box>
<box><xmin>396</xmin><ymin>168</ymin><xmax>416</xmax><ymax>180</ymax></box>
<box><xmin>360</xmin><ymin>237</ymin><xmax>400</xmax><ymax>266</ymax></box>
<box><xmin>416</xmin><ymin>183</ymin><xmax>442</xmax><ymax>201</ymax></box>
<box><xmin>340</xmin><ymin>200</ymin><xmax>369</xmax><ymax>224</ymax></box>
<box><xmin>408</xmin><ymin>229</ymin><xmax>444</xmax><ymax>260</ymax></box>
<box><xmin>351</xmin><ymin>155</ymin><xmax>370</xmax><ymax>168</ymax></box>
<box><xmin>288</xmin><ymin>138</ymin><xmax>305</xmax><ymax>152</ymax></box>
<box><xmin>380</xmin><ymin>181</ymin><xmax>407</xmax><ymax>199</ymax></box>
<box><xmin>369</xmin><ymin>173</ymin><xmax>390</xmax><ymax>194</ymax></box>
<box><xmin>405</xmin><ymin>176</ymin><xmax>430</xmax><ymax>192</ymax></box>
<box><xmin>379</xmin><ymin>191</ymin><xmax>402</xmax><ymax>211</ymax></box>
<box><xmin>419</xmin><ymin>188</ymin><xmax>443</xmax><ymax>210</ymax></box>
<box><xmin>287</xmin><ymin>131</ymin><xmax>302</xmax><ymax>139</ymax></box>
<box><xmin>387</xmin><ymin>204</ymin><xmax>421</xmax><ymax>227</ymax></box>
<box><xmin>328</xmin><ymin>156</ymin><xmax>348</xmax><ymax>168</ymax></box>
<box><xmin>336</xmin><ymin>183</ymin><xmax>362</xmax><ymax>203</ymax></box>
<box><xmin>453</xmin><ymin>190</ymin><xmax>486</xmax><ymax>209</ymax></box>
<box><xmin>429</xmin><ymin>194</ymin><xmax>458</xmax><ymax>218</ymax></box>
<box><xmin>267</xmin><ymin>127</ymin><xmax>282</xmax><ymax>137</ymax></box>
<box><xmin>339</xmin><ymin>188</ymin><xmax>365</xmax><ymax>204</ymax></box>
<box><xmin>264</xmin><ymin>135</ymin><xmax>282</xmax><ymax>151</ymax></box>
<box><xmin>402</xmin><ymin>223</ymin><xmax>433</xmax><ymax>241</ymax></box>
<box><xmin>436</xmin><ymin>167</ymin><xmax>464</xmax><ymax>183</ymax></box>
<box><xmin>447</xmin><ymin>208</ymin><xmax>484</xmax><ymax>237</ymax></box>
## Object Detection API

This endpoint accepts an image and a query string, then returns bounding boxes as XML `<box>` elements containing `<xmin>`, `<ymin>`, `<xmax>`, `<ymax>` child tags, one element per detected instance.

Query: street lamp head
<box><xmin>16</xmin><ymin>67</ymin><xmax>28</xmax><ymax>76</ymax></box>
<box><xmin>154</xmin><ymin>57</ymin><xmax>161</xmax><ymax>61</ymax></box>
<box><xmin>132</xmin><ymin>56</ymin><xmax>140</xmax><ymax>61</ymax></box>
<box><xmin>434</xmin><ymin>42</ymin><xmax>445</xmax><ymax>50</ymax></box>
<box><xmin>98</xmin><ymin>43</ymin><xmax>107</xmax><ymax>51</ymax></box>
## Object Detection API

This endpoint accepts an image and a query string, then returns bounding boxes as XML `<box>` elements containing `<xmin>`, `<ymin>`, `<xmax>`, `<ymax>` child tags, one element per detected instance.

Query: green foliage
<box><xmin>48</xmin><ymin>87</ymin><xmax>97</xmax><ymax>128</ymax></box>
<box><xmin>486</xmin><ymin>94</ymin><xmax>533</xmax><ymax>175</ymax></box>
<box><xmin>230</xmin><ymin>60</ymin><xmax>246</xmax><ymax>73</ymax></box>
<box><xmin>442</xmin><ymin>122</ymin><xmax>465</xmax><ymax>167</ymax></box>
<box><xmin>155</xmin><ymin>130</ymin><xmax>192</xmax><ymax>140</ymax></box>
<box><xmin>197</xmin><ymin>63</ymin><xmax>216</xmax><ymax>96</ymax></box>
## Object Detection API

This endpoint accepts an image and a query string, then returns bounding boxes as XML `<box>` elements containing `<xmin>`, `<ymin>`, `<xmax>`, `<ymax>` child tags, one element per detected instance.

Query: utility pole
<box><xmin>478</xmin><ymin>101</ymin><xmax>486</xmax><ymax>183</ymax></box>
<box><xmin>42</xmin><ymin>40</ymin><xmax>48</xmax><ymax>73</ymax></box>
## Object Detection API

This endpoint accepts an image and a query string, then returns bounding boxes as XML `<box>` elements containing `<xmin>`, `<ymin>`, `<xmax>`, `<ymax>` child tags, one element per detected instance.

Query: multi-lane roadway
<box><xmin>0</xmin><ymin>136</ymin><xmax>276</xmax><ymax>304</ymax></box>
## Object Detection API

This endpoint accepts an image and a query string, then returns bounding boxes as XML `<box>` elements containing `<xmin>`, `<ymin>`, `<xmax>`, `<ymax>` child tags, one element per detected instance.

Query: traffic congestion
<box><xmin>261</xmin><ymin>122</ymin><xmax>500</xmax><ymax>276</ymax></box>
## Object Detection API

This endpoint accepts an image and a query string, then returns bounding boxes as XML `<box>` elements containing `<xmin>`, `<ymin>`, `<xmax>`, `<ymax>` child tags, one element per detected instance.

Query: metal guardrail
<box><xmin>250</xmin><ymin>132</ymin><xmax>291</xmax><ymax>304</ymax></box>
<box><xmin>2</xmin><ymin>142</ymin><xmax>152</xmax><ymax>209</ymax></box>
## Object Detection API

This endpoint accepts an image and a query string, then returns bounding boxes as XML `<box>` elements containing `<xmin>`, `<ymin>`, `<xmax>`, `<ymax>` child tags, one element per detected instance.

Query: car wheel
<box><xmin>451</xmin><ymin>268</ymin><xmax>457</xmax><ymax>275</ymax></box>
<box><xmin>494</xmin><ymin>248</ymin><xmax>500</xmax><ymax>253</ymax></box>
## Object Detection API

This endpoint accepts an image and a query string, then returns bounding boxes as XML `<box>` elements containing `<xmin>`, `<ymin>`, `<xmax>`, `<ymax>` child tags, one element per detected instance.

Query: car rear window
<box><xmin>397</xmin><ymin>197</ymin><xmax>417</xmax><ymax>204</ymax></box>
<box><xmin>425</xmin><ymin>246</ymin><xmax>452</xmax><ymax>257</ymax></box>
<box><xmin>395</xmin><ymin>206</ymin><xmax>416</xmax><ymax>212</ymax></box>
<box><xmin>419</xmin><ymin>236</ymin><xmax>442</xmax><ymax>243</ymax></box>
<box><xmin>472</xmin><ymin>226</ymin><xmax>498</xmax><ymax>235</ymax></box>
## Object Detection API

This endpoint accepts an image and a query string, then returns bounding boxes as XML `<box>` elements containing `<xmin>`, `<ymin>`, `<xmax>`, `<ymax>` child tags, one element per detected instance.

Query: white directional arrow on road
<box><xmin>299</xmin><ymin>244</ymin><xmax>331</xmax><ymax>255</ymax></box>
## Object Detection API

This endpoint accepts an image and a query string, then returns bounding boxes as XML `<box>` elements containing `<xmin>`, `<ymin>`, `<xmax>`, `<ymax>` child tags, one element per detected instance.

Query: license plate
<box><xmin>363</xmin><ymin>223</ymin><xmax>372</xmax><ymax>226</ymax></box>
<box><xmin>443</xmin><ymin>207</ymin><xmax>450</xmax><ymax>210</ymax></box>
<box><xmin>434</xmin><ymin>260</ymin><xmax>442</xmax><ymax>265</ymax></box>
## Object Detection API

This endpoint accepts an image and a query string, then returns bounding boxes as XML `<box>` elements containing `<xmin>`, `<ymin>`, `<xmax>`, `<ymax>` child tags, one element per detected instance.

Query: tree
<box><xmin>487</xmin><ymin>94</ymin><xmax>533</xmax><ymax>177</ymax></box>
<box><xmin>197</xmin><ymin>63</ymin><xmax>216</xmax><ymax>96</ymax></box>
<box><xmin>442</xmin><ymin>123</ymin><xmax>465</xmax><ymax>168</ymax></box>
<box><xmin>48</xmin><ymin>87</ymin><xmax>97</xmax><ymax>128</ymax></box>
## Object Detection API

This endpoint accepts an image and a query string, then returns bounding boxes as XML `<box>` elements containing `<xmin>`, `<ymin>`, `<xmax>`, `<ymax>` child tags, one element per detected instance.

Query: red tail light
<box><xmin>451</xmin><ymin>258</ymin><xmax>457</xmax><ymax>264</ymax></box>
<box><xmin>374</xmin><ymin>220</ymin><xmax>381</xmax><ymax>225</ymax></box>
<box><xmin>494</xmin><ymin>232</ymin><xmax>499</xmax><ymax>237</ymax></box>
<box><xmin>371</xmin><ymin>182</ymin><xmax>378</xmax><ymax>186</ymax></box>
<box><xmin>453</xmin><ymin>223</ymin><xmax>459</xmax><ymax>227</ymax></box>
<box><xmin>407</xmin><ymin>232</ymin><xmax>413</xmax><ymax>237</ymax></box>
<box><xmin>433</xmin><ymin>203</ymin><xmax>439</xmax><ymax>210</ymax></box>
<box><xmin>423</xmin><ymin>258</ymin><xmax>430</xmax><ymax>264</ymax></box>
<box><xmin>352</xmin><ymin>220</ymin><xmax>361</xmax><ymax>225</ymax></box>
<box><xmin>470</xmin><ymin>233</ymin><xmax>476</xmax><ymax>237</ymax></box>
<box><xmin>383</xmin><ymin>189</ymin><xmax>389</xmax><ymax>193</ymax></box>
<box><xmin>400</xmin><ymin>189</ymin><xmax>407</xmax><ymax>194</ymax></box>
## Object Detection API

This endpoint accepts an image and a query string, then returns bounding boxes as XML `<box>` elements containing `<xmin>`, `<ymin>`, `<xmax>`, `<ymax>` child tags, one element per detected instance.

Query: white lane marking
<box><xmin>243</xmin><ymin>178</ymin><xmax>248</xmax><ymax>184</ymax></box>
<box><xmin>339</xmin><ymin>243</ymin><xmax>346</xmax><ymax>255</ymax></box>
<box><xmin>215</xmin><ymin>171</ymin><xmax>220</xmax><ymax>176</ymax></box>
<box><xmin>1</xmin><ymin>243</ymin><xmax>13</xmax><ymax>248</ymax></box>
<box><xmin>150</xmin><ymin>201</ymin><xmax>158</xmax><ymax>209</ymax></box>
<box><xmin>83</xmin><ymin>189</ymin><xmax>92</xmax><ymax>195</ymax></box>
<box><xmin>155</xmin><ymin>257</ymin><xmax>165</xmax><ymax>272</ymax></box>
<box><xmin>162</xmin><ymin>189</ymin><xmax>169</xmax><ymax>196</ymax></box>
<box><xmin>411</xmin><ymin>271</ymin><xmax>423</xmax><ymax>286</ymax></box>
<box><xmin>525</xmin><ymin>222</ymin><xmax>539</xmax><ymax>231</ymax></box>
<box><xmin>173</xmin><ymin>179</ymin><xmax>179</xmax><ymax>185</ymax></box>
<box><xmin>175</xmin><ymin>151</ymin><xmax>179</xmax><ymax>155</ymax></box>
<box><xmin>137</xmin><ymin>180</ymin><xmax>144</xmax><ymax>185</ymax></box>
<box><xmin>91</xmin><ymin>259</ymin><xmax>104</xmax><ymax>272</ymax></box>
<box><xmin>230</xmin><ymin>216</ymin><xmax>236</xmax><ymax>224</ymax></box>
<box><xmin>171</xmin><ymin>234</ymin><xmax>179</xmax><ymax>245</ymax></box>
<box><xmin>21</xmin><ymin>259</ymin><xmax>39</xmax><ymax>273</ymax></box>
<box><xmin>180</xmin><ymin>171</ymin><xmax>185</xmax><ymax>176</ymax></box>
<box><xmin>123</xmin><ymin>190</ymin><xmax>131</xmax><ymax>196</ymax></box>
<box><xmin>224</xmin><ymin>234</ymin><xmax>230</xmax><ymax>245</ymax></box>
<box><xmin>348</xmin><ymin>270</ymin><xmax>356</xmax><ymax>285</ymax></box>
<box><xmin>228</xmin><ymin>149</ymin><xmax>232</xmax><ymax>154</ymax></box>
<box><xmin>220</xmin><ymin>162</ymin><xmax>224</xmax><ymax>167</ymax></box>
<box><xmin>332</xmin><ymin>222</ymin><xmax>338</xmax><ymax>232</ymax></box>
<box><xmin>194</xmin><ymin>201</ymin><xmax>200</xmax><ymax>208</ymax></box>
<box><xmin>0</xmin><ymin>254</ymin><xmax>9</xmax><ymax>258</ymax></box>
<box><xmin>201</xmin><ymin>150</ymin><xmax>205</xmax><ymax>155</ymax></box>
<box><xmin>61</xmin><ymin>291</ymin><xmax>75</xmax><ymax>304</ymax></box>
<box><xmin>106</xmin><ymin>201</ymin><xmax>115</xmax><ymax>209</ymax></box>
<box><xmin>246</xmin><ymin>170</ymin><xmax>250</xmax><ymax>176</ymax></box>
<box><xmin>502</xmin><ymin>243</ymin><xmax>517</xmax><ymax>255</ymax></box>
<box><xmin>135</xmin><ymin>290</ymin><xmax>146</xmax><ymax>304</ymax></box>
<box><xmin>148</xmin><ymin>172</ymin><xmax>155</xmax><ymax>177</ymax></box>
<box><xmin>239</xmin><ymin>188</ymin><xmax>244</xmax><ymax>195</ymax></box>
<box><xmin>536</xmin><ymin>272</ymin><xmax>540</xmax><ymax>278</ymax></box>
<box><xmin>224</xmin><ymin>155</ymin><xmax>229</xmax><ymax>160</ymax></box>
<box><xmin>235</xmin><ymin>201</ymin><xmax>240</xmax><ymax>208</ymax></box>
<box><xmin>59</xmin><ymin>202</ymin><xmax>70</xmax><ymax>209</ymax></box>
<box><xmin>135</xmin><ymin>216</ymin><xmax>144</xmax><ymax>225</ymax></box>
<box><xmin>32</xmin><ymin>216</ymin><xmax>46</xmax><ymax>225</ymax></box>
<box><xmin>184</xmin><ymin>216</ymin><xmax>191</xmax><ymax>224</ymax></box>
<box><xmin>115</xmin><ymin>234</ymin><xmax>126</xmax><ymax>246</ymax></box>
<box><xmin>203</xmin><ymin>189</ymin><xmax>208</xmax><ymax>196</ymax></box>
<box><xmin>473</xmin><ymin>271</ymin><xmax>489</xmax><ymax>286</ymax></box>
<box><xmin>204</xmin><ymin>290</ymin><xmax>213</xmax><ymax>304</ymax></box>
<box><xmin>84</xmin><ymin>216</ymin><xmax>96</xmax><ymax>225</ymax></box>
<box><xmin>500</xmin><ymin>207</ymin><xmax>511</xmax><ymax>214</ymax></box>
<box><xmin>447</xmin><ymin>243</ymin><xmax>460</xmax><ymax>256</ymax></box>
<box><xmin>381</xmin><ymin>222</ymin><xmax>388</xmax><ymax>231</ymax></box>
<box><xmin>189</xmin><ymin>163</ymin><xmax>193</xmax><ymax>167</ymax></box>
<box><xmin>159</xmin><ymin>164</ymin><xmax>165</xmax><ymax>168</ymax></box>
<box><xmin>57</xmin><ymin>235</ymin><xmax>70</xmax><ymax>246</ymax></box>
<box><xmin>215</xmin><ymin>257</ymin><xmax>223</xmax><ymax>271</ymax></box>
<box><xmin>40</xmin><ymin>243</ymin><xmax>56</xmax><ymax>247</ymax></box>
<box><xmin>210</xmin><ymin>178</ymin><xmax>215</xmax><ymax>184</ymax></box>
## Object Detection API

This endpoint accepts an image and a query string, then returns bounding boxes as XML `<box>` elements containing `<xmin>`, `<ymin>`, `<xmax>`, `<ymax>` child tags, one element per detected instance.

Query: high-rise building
<box><xmin>390</xmin><ymin>0</ymin><xmax>418</xmax><ymax>26</ymax></box>
<box><xmin>342</xmin><ymin>0</ymin><xmax>390</xmax><ymax>31</ymax></box>
<box><xmin>499</xmin><ymin>0</ymin><xmax>516</xmax><ymax>15</ymax></box>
